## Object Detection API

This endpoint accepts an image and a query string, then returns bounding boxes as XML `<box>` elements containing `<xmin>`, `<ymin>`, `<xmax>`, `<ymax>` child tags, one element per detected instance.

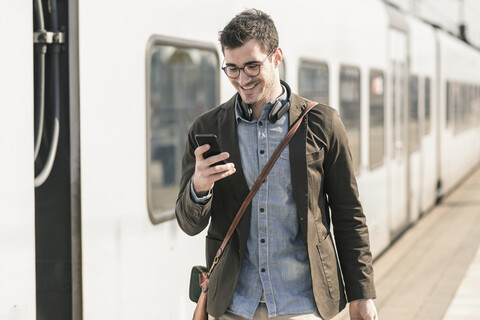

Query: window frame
<box><xmin>146</xmin><ymin>35</ymin><xmax>220</xmax><ymax>224</ymax></box>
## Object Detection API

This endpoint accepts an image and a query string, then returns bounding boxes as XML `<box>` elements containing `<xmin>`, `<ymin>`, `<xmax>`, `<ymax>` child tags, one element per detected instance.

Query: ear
<box><xmin>273</xmin><ymin>48</ymin><xmax>283</xmax><ymax>68</ymax></box>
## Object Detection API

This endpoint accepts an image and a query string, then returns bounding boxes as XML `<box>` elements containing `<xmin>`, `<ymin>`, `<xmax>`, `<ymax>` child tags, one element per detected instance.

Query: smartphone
<box><xmin>194</xmin><ymin>134</ymin><xmax>226</xmax><ymax>165</ymax></box>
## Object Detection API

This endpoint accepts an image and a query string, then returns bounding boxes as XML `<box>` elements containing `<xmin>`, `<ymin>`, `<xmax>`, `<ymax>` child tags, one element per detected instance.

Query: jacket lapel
<box><xmin>217</xmin><ymin>97</ymin><xmax>250</xmax><ymax>204</ymax></box>
<box><xmin>289</xmin><ymin>96</ymin><xmax>309</xmax><ymax>245</ymax></box>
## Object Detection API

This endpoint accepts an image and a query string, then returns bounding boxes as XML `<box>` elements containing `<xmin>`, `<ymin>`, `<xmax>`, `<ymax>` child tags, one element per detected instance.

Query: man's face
<box><xmin>224</xmin><ymin>40</ymin><xmax>281</xmax><ymax>110</ymax></box>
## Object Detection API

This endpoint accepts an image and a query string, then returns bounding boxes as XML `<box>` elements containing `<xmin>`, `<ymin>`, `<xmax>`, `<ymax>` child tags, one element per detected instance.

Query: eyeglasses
<box><xmin>222</xmin><ymin>48</ymin><xmax>276</xmax><ymax>79</ymax></box>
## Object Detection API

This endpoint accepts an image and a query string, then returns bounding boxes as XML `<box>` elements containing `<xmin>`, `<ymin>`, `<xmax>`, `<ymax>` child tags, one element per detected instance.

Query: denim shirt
<box><xmin>227</xmin><ymin>92</ymin><xmax>317</xmax><ymax>319</ymax></box>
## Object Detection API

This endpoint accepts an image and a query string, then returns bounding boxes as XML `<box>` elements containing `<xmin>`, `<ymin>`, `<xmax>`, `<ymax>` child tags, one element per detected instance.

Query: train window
<box><xmin>460</xmin><ymin>84</ymin><xmax>466</xmax><ymax>132</ymax></box>
<box><xmin>454</xmin><ymin>83</ymin><xmax>465</xmax><ymax>133</ymax></box>
<box><xmin>446</xmin><ymin>81</ymin><xmax>452</xmax><ymax>127</ymax></box>
<box><xmin>476</xmin><ymin>86</ymin><xmax>480</xmax><ymax>124</ymax></box>
<box><xmin>369</xmin><ymin>70</ymin><xmax>385</xmax><ymax>168</ymax></box>
<box><xmin>146</xmin><ymin>36</ymin><xmax>219</xmax><ymax>224</ymax></box>
<box><xmin>424</xmin><ymin>78</ymin><xmax>431</xmax><ymax>135</ymax></box>
<box><xmin>408</xmin><ymin>76</ymin><xmax>419</xmax><ymax>153</ymax></box>
<box><xmin>391</xmin><ymin>65</ymin><xmax>396</xmax><ymax>148</ymax></box>
<box><xmin>339</xmin><ymin>65</ymin><xmax>361</xmax><ymax>172</ymax></box>
<box><xmin>467</xmin><ymin>85</ymin><xmax>474</xmax><ymax>128</ymax></box>
<box><xmin>477</xmin><ymin>85</ymin><xmax>480</xmax><ymax>124</ymax></box>
<box><xmin>298</xmin><ymin>60</ymin><xmax>329</xmax><ymax>105</ymax></box>
<box><xmin>469</xmin><ymin>85</ymin><xmax>476</xmax><ymax>127</ymax></box>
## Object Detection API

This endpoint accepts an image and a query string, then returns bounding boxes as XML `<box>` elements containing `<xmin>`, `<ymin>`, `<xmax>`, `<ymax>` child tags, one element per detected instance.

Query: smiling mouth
<box><xmin>241</xmin><ymin>83</ymin><xmax>257</xmax><ymax>91</ymax></box>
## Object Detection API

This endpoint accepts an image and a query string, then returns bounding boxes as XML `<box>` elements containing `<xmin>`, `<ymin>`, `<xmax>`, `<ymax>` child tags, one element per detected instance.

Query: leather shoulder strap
<box><xmin>207</xmin><ymin>101</ymin><xmax>318</xmax><ymax>276</ymax></box>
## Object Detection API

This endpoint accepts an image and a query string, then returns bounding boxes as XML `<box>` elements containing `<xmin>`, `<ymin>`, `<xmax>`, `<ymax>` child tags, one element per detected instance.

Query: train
<box><xmin>1</xmin><ymin>0</ymin><xmax>480</xmax><ymax>319</ymax></box>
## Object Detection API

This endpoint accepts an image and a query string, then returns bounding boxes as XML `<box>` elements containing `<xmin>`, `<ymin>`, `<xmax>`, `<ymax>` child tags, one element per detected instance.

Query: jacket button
<box><xmin>260</xmin><ymin>208</ymin><xmax>265</xmax><ymax>213</ymax></box>
<box><xmin>260</xmin><ymin>150</ymin><xmax>265</xmax><ymax>155</ymax></box>
<box><xmin>260</xmin><ymin>239</ymin><xmax>265</xmax><ymax>243</ymax></box>
<box><xmin>261</xmin><ymin>268</ymin><xmax>266</xmax><ymax>273</ymax></box>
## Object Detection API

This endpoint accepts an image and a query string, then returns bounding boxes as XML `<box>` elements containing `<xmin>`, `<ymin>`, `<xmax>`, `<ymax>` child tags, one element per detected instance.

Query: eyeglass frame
<box><xmin>221</xmin><ymin>48</ymin><xmax>277</xmax><ymax>79</ymax></box>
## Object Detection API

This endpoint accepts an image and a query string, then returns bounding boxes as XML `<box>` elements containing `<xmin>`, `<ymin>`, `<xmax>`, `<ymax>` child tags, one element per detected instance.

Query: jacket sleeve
<box><xmin>175</xmin><ymin>124</ymin><xmax>212</xmax><ymax>236</ymax></box>
<box><xmin>323</xmin><ymin>110</ymin><xmax>376</xmax><ymax>301</ymax></box>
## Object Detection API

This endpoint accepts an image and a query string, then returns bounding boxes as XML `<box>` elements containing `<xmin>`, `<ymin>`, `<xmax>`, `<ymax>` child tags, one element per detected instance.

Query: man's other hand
<box><xmin>349</xmin><ymin>299</ymin><xmax>378</xmax><ymax>320</ymax></box>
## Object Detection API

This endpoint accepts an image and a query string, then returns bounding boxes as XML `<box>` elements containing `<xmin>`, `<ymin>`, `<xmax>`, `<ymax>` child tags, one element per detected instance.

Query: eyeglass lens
<box><xmin>223</xmin><ymin>48</ymin><xmax>276</xmax><ymax>79</ymax></box>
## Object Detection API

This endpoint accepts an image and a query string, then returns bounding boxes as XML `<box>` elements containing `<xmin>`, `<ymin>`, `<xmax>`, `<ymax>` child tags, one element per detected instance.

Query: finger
<box><xmin>208</xmin><ymin>162</ymin><xmax>235</xmax><ymax>175</ymax></box>
<box><xmin>200</xmin><ymin>163</ymin><xmax>236</xmax><ymax>184</ymax></box>
<box><xmin>194</xmin><ymin>144</ymin><xmax>211</xmax><ymax>160</ymax></box>
<box><xmin>209</xmin><ymin>167</ymin><xmax>236</xmax><ymax>182</ymax></box>
<box><xmin>193</xmin><ymin>162</ymin><xmax>235</xmax><ymax>192</ymax></box>
<box><xmin>363</xmin><ymin>311</ymin><xmax>375</xmax><ymax>320</ymax></box>
<box><xmin>199</xmin><ymin>163</ymin><xmax>235</xmax><ymax>183</ymax></box>
<box><xmin>204</xmin><ymin>152</ymin><xmax>230</xmax><ymax>166</ymax></box>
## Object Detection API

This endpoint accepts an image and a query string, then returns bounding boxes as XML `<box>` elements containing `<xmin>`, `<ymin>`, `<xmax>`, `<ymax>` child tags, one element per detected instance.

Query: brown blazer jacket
<box><xmin>175</xmin><ymin>93</ymin><xmax>376</xmax><ymax>319</ymax></box>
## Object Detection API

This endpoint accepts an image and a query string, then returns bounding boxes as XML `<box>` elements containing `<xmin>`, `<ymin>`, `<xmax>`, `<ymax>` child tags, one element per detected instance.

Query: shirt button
<box><xmin>261</xmin><ymin>268</ymin><xmax>266</xmax><ymax>273</ymax></box>
<box><xmin>261</xmin><ymin>239</ymin><xmax>265</xmax><ymax>243</ymax></box>
<box><xmin>259</xmin><ymin>121</ymin><xmax>263</xmax><ymax>126</ymax></box>
<box><xmin>260</xmin><ymin>208</ymin><xmax>264</xmax><ymax>213</ymax></box>
<box><xmin>260</xmin><ymin>150</ymin><xmax>265</xmax><ymax>155</ymax></box>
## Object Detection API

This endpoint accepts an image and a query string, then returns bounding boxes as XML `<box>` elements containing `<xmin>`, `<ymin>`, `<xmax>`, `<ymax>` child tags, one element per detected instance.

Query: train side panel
<box><xmin>78</xmin><ymin>0</ymin><xmax>234</xmax><ymax>318</ymax></box>
<box><xmin>0</xmin><ymin>2</ymin><xmax>36</xmax><ymax>320</ymax></box>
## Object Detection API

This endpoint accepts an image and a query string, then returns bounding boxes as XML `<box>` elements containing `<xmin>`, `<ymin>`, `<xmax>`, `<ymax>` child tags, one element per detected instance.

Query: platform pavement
<box><xmin>333</xmin><ymin>166</ymin><xmax>480</xmax><ymax>320</ymax></box>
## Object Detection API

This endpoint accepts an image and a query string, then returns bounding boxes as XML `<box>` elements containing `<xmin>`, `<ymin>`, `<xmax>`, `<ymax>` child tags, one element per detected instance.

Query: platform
<box><xmin>333</xmin><ymin>166</ymin><xmax>480</xmax><ymax>320</ymax></box>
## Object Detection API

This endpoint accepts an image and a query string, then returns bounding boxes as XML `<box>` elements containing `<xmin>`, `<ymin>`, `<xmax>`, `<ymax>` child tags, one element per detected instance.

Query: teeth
<box><xmin>242</xmin><ymin>84</ymin><xmax>256</xmax><ymax>90</ymax></box>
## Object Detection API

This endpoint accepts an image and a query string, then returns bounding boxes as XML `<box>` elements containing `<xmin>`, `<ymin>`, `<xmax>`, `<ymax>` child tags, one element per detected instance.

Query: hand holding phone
<box><xmin>192</xmin><ymin>134</ymin><xmax>235</xmax><ymax>196</ymax></box>
<box><xmin>195</xmin><ymin>134</ymin><xmax>226</xmax><ymax>165</ymax></box>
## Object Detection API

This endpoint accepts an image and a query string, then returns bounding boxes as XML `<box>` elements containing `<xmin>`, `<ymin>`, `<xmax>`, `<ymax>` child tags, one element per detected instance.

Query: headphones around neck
<box><xmin>238</xmin><ymin>80</ymin><xmax>292</xmax><ymax>124</ymax></box>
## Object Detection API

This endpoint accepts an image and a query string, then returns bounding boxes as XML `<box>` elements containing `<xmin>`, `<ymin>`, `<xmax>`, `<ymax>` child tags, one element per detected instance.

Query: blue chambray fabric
<box><xmin>227</xmin><ymin>91</ymin><xmax>317</xmax><ymax>319</ymax></box>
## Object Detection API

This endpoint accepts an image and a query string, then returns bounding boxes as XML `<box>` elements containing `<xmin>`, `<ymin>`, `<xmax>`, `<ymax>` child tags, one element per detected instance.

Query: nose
<box><xmin>237</xmin><ymin>69</ymin><xmax>252</xmax><ymax>85</ymax></box>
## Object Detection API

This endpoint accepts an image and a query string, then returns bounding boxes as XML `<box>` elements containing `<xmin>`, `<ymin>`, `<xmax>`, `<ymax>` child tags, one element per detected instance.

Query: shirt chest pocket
<box><xmin>274</xmin><ymin>145</ymin><xmax>291</xmax><ymax>181</ymax></box>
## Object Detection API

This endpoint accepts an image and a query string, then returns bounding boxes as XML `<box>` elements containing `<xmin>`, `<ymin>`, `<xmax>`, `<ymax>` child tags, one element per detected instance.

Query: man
<box><xmin>176</xmin><ymin>9</ymin><xmax>378</xmax><ymax>320</ymax></box>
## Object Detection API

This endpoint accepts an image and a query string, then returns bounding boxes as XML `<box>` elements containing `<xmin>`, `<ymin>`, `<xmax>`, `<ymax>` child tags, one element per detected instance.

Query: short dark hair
<box><xmin>219</xmin><ymin>9</ymin><xmax>279</xmax><ymax>54</ymax></box>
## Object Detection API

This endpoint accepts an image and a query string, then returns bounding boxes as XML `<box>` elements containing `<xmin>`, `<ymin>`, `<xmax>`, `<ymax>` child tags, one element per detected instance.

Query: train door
<box><xmin>388</xmin><ymin>29</ymin><xmax>409</xmax><ymax>238</ymax></box>
<box><xmin>33</xmin><ymin>0</ymin><xmax>81</xmax><ymax>319</ymax></box>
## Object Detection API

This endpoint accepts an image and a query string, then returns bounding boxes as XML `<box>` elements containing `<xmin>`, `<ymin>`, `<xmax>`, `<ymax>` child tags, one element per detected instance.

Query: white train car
<box><xmin>437</xmin><ymin>30</ymin><xmax>480</xmax><ymax>193</ymax></box>
<box><xmin>1</xmin><ymin>0</ymin><xmax>480</xmax><ymax>319</ymax></box>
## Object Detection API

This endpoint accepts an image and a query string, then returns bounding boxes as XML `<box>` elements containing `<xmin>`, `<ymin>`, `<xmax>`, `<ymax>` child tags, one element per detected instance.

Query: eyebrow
<box><xmin>225</xmin><ymin>60</ymin><xmax>261</xmax><ymax>67</ymax></box>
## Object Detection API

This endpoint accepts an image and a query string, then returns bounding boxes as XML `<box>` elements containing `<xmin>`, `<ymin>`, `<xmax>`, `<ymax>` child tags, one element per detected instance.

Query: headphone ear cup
<box><xmin>268</xmin><ymin>80</ymin><xmax>292</xmax><ymax>123</ymax></box>
<box><xmin>268</xmin><ymin>101</ymin><xmax>282</xmax><ymax>123</ymax></box>
<box><xmin>268</xmin><ymin>100</ymin><xmax>290</xmax><ymax>124</ymax></box>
